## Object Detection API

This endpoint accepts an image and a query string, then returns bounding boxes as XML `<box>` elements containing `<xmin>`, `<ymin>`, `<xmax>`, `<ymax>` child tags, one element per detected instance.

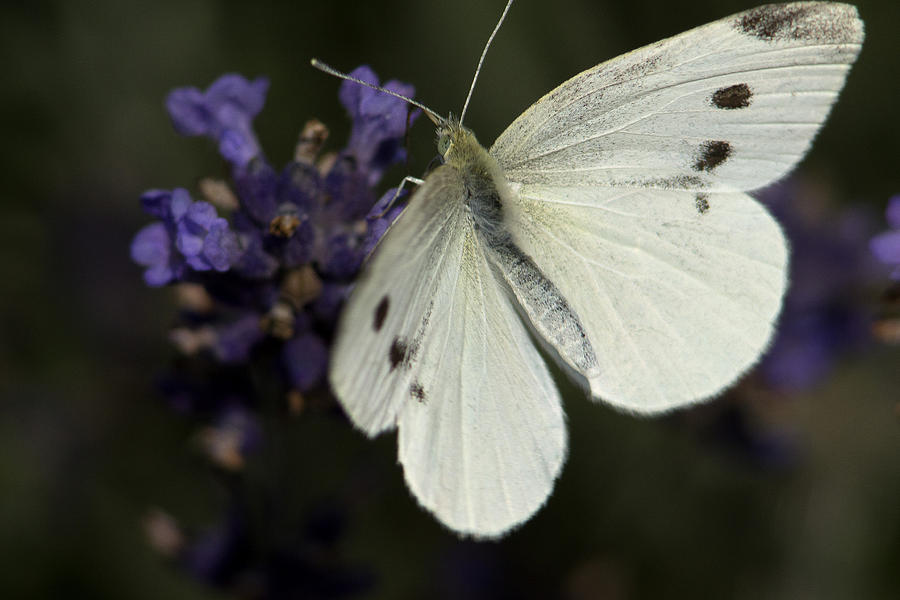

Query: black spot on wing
<box><xmin>735</xmin><ymin>3</ymin><xmax>861</xmax><ymax>44</ymax></box>
<box><xmin>692</xmin><ymin>141</ymin><xmax>732</xmax><ymax>173</ymax></box>
<box><xmin>695</xmin><ymin>193</ymin><xmax>710</xmax><ymax>214</ymax></box>
<box><xmin>373</xmin><ymin>296</ymin><xmax>389</xmax><ymax>332</ymax></box>
<box><xmin>409</xmin><ymin>381</ymin><xmax>426</xmax><ymax>403</ymax></box>
<box><xmin>386</xmin><ymin>301</ymin><xmax>431</xmax><ymax>372</ymax></box>
<box><xmin>711</xmin><ymin>83</ymin><xmax>752</xmax><ymax>109</ymax></box>
<box><xmin>389</xmin><ymin>337</ymin><xmax>409</xmax><ymax>371</ymax></box>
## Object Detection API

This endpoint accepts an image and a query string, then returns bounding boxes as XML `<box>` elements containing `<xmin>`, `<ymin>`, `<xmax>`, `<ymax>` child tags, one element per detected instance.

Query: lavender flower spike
<box><xmin>134</xmin><ymin>68</ymin><xmax>416</xmax><ymax>595</ymax></box>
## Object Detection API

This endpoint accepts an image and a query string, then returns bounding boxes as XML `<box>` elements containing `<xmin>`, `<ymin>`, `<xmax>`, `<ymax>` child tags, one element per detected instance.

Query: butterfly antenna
<box><xmin>310</xmin><ymin>59</ymin><xmax>443</xmax><ymax>125</ymax></box>
<box><xmin>459</xmin><ymin>0</ymin><xmax>515</xmax><ymax>126</ymax></box>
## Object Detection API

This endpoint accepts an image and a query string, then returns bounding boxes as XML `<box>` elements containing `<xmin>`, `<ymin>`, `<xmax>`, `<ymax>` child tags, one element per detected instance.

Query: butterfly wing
<box><xmin>488</xmin><ymin>2</ymin><xmax>862</xmax><ymax>412</ymax></box>
<box><xmin>503</xmin><ymin>185</ymin><xmax>786</xmax><ymax>413</ymax></box>
<box><xmin>491</xmin><ymin>2</ymin><xmax>863</xmax><ymax>192</ymax></box>
<box><xmin>329</xmin><ymin>166</ymin><xmax>566</xmax><ymax>537</ymax></box>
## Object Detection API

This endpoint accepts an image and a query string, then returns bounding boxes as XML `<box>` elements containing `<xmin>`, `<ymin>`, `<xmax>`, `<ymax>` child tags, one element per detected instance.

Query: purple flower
<box><xmin>233</xmin><ymin>227</ymin><xmax>280</xmax><ymax>280</ymax></box>
<box><xmin>233</xmin><ymin>157</ymin><xmax>280</xmax><ymax>223</ymax></box>
<box><xmin>131</xmin><ymin>222</ymin><xmax>182</xmax><ymax>286</ymax></box>
<box><xmin>131</xmin><ymin>188</ymin><xmax>241</xmax><ymax>285</ymax></box>
<box><xmin>759</xmin><ymin>181</ymin><xmax>876</xmax><ymax>390</ymax></box>
<box><xmin>141</xmin><ymin>187</ymin><xmax>188</xmax><ymax>219</ymax></box>
<box><xmin>282</xmin><ymin>161</ymin><xmax>321</xmax><ymax>213</ymax></box>
<box><xmin>870</xmin><ymin>194</ymin><xmax>900</xmax><ymax>279</ymax></box>
<box><xmin>166</xmin><ymin>74</ymin><xmax>269</xmax><ymax>167</ymax></box>
<box><xmin>339</xmin><ymin>66</ymin><xmax>420</xmax><ymax>185</ymax></box>
<box><xmin>177</xmin><ymin>201</ymin><xmax>241</xmax><ymax>272</ymax></box>
<box><xmin>136</xmin><ymin>69</ymin><xmax>418</xmax><ymax>594</ymax></box>
<box><xmin>322</xmin><ymin>156</ymin><xmax>377</xmax><ymax>222</ymax></box>
<box><xmin>213</xmin><ymin>313</ymin><xmax>265</xmax><ymax>364</ymax></box>
<box><xmin>317</xmin><ymin>232</ymin><xmax>365</xmax><ymax>280</ymax></box>
<box><xmin>311</xmin><ymin>283</ymin><xmax>348</xmax><ymax>324</ymax></box>
<box><xmin>280</xmin><ymin>218</ymin><xmax>316</xmax><ymax>267</ymax></box>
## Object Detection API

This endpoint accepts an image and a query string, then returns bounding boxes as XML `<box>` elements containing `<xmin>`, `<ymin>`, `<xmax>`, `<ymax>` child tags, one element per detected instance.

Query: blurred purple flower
<box><xmin>166</xmin><ymin>74</ymin><xmax>269</xmax><ymax>167</ymax></box>
<box><xmin>283</xmin><ymin>333</ymin><xmax>329</xmax><ymax>392</ymax></box>
<box><xmin>317</xmin><ymin>231</ymin><xmax>365</xmax><ymax>279</ymax></box>
<box><xmin>759</xmin><ymin>181</ymin><xmax>877</xmax><ymax>390</ymax></box>
<box><xmin>131</xmin><ymin>222</ymin><xmax>182</xmax><ymax>286</ymax></box>
<box><xmin>212</xmin><ymin>313</ymin><xmax>265</xmax><ymax>364</ymax></box>
<box><xmin>311</xmin><ymin>283</ymin><xmax>348</xmax><ymax>324</ymax></box>
<box><xmin>870</xmin><ymin>194</ymin><xmax>900</xmax><ymax>280</ymax></box>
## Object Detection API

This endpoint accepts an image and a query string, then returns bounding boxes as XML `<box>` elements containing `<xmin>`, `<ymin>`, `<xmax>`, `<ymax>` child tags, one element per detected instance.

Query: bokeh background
<box><xmin>2</xmin><ymin>0</ymin><xmax>898</xmax><ymax>598</ymax></box>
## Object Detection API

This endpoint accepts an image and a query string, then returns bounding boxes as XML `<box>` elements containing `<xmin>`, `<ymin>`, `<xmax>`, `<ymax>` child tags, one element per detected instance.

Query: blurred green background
<box><xmin>1</xmin><ymin>0</ymin><xmax>898</xmax><ymax>598</ymax></box>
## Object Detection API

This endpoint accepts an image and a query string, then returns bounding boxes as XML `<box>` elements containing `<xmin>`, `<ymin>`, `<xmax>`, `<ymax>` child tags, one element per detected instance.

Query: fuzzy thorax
<box><xmin>436</xmin><ymin>117</ymin><xmax>512</xmax><ymax>212</ymax></box>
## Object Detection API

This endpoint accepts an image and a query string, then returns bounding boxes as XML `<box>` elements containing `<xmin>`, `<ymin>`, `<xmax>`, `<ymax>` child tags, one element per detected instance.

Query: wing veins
<box><xmin>635</xmin><ymin>286</ymin><xmax>708</xmax><ymax>395</ymax></box>
<box><xmin>578</xmin><ymin>250</ymin><xmax>666</xmax><ymax>402</ymax></box>
<box><xmin>509</xmin><ymin>37</ymin><xmax>855</xmax><ymax>157</ymax></box>
<box><xmin>531</xmin><ymin>210</ymin><xmax>777</xmax><ymax>321</ymax></box>
<box><xmin>513</xmin><ymin>61</ymin><xmax>853</xmax><ymax>163</ymax></box>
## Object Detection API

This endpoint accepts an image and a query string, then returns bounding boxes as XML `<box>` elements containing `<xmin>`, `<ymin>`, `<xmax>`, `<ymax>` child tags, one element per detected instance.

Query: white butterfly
<box><xmin>323</xmin><ymin>1</ymin><xmax>864</xmax><ymax>538</ymax></box>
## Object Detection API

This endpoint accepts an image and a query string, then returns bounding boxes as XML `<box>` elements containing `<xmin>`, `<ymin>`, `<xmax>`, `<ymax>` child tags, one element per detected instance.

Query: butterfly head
<box><xmin>436</xmin><ymin>114</ymin><xmax>480</xmax><ymax>167</ymax></box>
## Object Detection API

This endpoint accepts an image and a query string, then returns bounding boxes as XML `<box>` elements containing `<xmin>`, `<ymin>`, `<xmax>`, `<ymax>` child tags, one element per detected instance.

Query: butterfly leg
<box><xmin>375</xmin><ymin>176</ymin><xmax>425</xmax><ymax>218</ymax></box>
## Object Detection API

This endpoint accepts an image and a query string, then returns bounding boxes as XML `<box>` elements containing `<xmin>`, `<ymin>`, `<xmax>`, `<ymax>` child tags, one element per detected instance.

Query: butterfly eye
<box><xmin>437</xmin><ymin>134</ymin><xmax>452</xmax><ymax>157</ymax></box>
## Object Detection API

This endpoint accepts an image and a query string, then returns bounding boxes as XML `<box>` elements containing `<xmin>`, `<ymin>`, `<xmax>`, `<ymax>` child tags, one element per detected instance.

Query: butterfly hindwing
<box><xmin>503</xmin><ymin>184</ymin><xmax>787</xmax><ymax>413</ymax></box>
<box><xmin>330</xmin><ymin>166</ymin><xmax>566</xmax><ymax>537</ymax></box>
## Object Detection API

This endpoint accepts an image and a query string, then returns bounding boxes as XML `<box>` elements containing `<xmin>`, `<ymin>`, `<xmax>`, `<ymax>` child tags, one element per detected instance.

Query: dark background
<box><xmin>1</xmin><ymin>0</ymin><xmax>898</xmax><ymax>598</ymax></box>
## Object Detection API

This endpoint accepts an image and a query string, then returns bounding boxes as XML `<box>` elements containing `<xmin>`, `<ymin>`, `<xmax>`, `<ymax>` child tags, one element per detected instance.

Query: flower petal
<box><xmin>165</xmin><ymin>87</ymin><xmax>211</xmax><ymax>136</ymax></box>
<box><xmin>131</xmin><ymin>222</ymin><xmax>171</xmax><ymax>267</ymax></box>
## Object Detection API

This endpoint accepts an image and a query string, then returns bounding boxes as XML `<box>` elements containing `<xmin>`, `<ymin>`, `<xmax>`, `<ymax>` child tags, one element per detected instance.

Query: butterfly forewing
<box><xmin>330</xmin><ymin>166</ymin><xmax>566</xmax><ymax>537</ymax></box>
<box><xmin>330</xmin><ymin>167</ymin><xmax>465</xmax><ymax>435</ymax></box>
<box><xmin>490</xmin><ymin>2</ymin><xmax>863</xmax><ymax>193</ymax></box>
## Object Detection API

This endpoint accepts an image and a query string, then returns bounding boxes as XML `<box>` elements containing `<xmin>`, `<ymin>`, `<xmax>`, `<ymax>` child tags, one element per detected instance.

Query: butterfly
<box><xmin>322</xmin><ymin>1</ymin><xmax>864</xmax><ymax>538</ymax></box>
